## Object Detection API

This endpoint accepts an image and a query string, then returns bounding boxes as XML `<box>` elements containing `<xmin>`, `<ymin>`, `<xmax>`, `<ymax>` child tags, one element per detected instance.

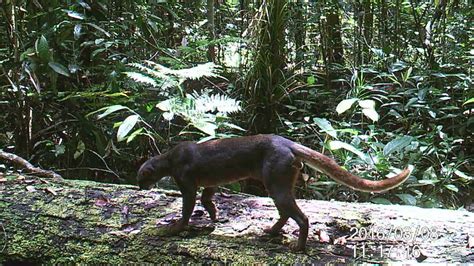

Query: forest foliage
<box><xmin>0</xmin><ymin>0</ymin><xmax>472</xmax><ymax>209</ymax></box>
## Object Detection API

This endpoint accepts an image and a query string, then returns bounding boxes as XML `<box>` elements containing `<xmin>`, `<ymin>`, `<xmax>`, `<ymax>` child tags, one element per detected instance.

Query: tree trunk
<box><xmin>1</xmin><ymin>174</ymin><xmax>473</xmax><ymax>264</ymax></box>
<box><xmin>207</xmin><ymin>0</ymin><xmax>216</xmax><ymax>62</ymax></box>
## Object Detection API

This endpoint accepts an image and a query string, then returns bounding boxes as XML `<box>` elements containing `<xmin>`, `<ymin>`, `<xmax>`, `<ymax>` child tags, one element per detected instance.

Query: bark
<box><xmin>0</xmin><ymin>174</ymin><xmax>473</xmax><ymax>264</ymax></box>
<box><xmin>207</xmin><ymin>0</ymin><xmax>216</xmax><ymax>62</ymax></box>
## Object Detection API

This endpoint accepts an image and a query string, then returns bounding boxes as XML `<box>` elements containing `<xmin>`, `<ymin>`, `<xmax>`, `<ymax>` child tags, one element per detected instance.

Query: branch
<box><xmin>0</xmin><ymin>150</ymin><xmax>63</xmax><ymax>180</ymax></box>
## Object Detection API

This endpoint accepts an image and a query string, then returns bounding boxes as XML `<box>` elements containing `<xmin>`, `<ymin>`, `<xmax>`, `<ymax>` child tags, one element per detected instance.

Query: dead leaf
<box><xmin>468</xmin><ymin>235</ymin><xmax>474</xmax><ymax>248</ymax></box>
<box><xmin>163</xmin><ymin>213</ymin><xmax>178</xmax><ymax>222</ymax></box>
<box><xmin>109</xmin><ymin>231</ymin><xmax>128</xmax><ymax>237</ymax></box>
<box><xmin>129</xmin><ymin>229</ymin><xmax>141</xmax><ymax>235</ymax></box>
<box><xmin>334</xmin><ymin>236</ymin><xmax>347</xmax><ymax>245</ymax></box>
<box><xmin>26</xmin><ymin>185</ymin><xmax>36</xmax><ymax>192</ymax></box>
<box><xmin>16</xmin><ymin>175</ymin><xmax>26</xmax><ymax>181</ymax></box>
<box><xmin>95</xmin><ymin>198</ymin><xmax>109</xmax><ymax>207</ymax></box>
<box><xmin>0</xmin><ymin>178</ymin><xmax>7</xmax><ymax>183</ymax></box>
<box><xmin>316</xmin><ymin>229</ymin><xmax>331</xmax><ymax>243</ymax></box>
<box><xmin>44</xmin><ymin>187</ymin><xmax>58</xmax><ymax>196</ymax></box>
<box><xmin>232</xmin><ymin>222</ymin><xmax>250</xmax><ymax>232</ymax></box>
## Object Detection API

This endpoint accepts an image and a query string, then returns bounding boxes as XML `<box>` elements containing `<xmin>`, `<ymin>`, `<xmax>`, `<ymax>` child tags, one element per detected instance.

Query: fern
<box><xmin>126</xmin><ymin>61</ymin><xmax>241</xmax><ymax>136</ymax></box>
<box><xmin>126</xmin><ymin>62</ymin><xmax>222</xmax><ymax>90</ymax></box>
<box><xmin>145</xmin><ymin>61</ymin><xmax>222</xmax><ymax>80</ymax></box>
<box><xmin>123</xmin><ymin>72</ymin><xmax>157</xmax><ymax>87</ymax></box>
<box><xmin>191</xmin><ymin>91</ymin><xmax>241</xmax><ymax>115</ymax></box>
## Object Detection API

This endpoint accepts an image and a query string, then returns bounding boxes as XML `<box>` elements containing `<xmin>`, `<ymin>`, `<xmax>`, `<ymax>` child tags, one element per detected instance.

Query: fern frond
<box><xmin>192</xmin><ymin>92</ymin><xmax>241</xmax><ymax>115</ymax></box>
<box><xmin>147</xmin><ymin>62</ymin><xmax>221</xmax><ymax>80</ymax></box>
<box><xmin>172</xmin><ymin>63</ymin><xmax>222</xmax><ymax>80</ymax></box>
<box><xmin>124</xmin><ymin>72</ymin><xmax>157</xmax><ymax>86</ymax></box>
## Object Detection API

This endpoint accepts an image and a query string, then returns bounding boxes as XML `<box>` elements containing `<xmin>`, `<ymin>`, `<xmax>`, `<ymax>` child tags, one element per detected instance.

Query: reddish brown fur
<box><xmin>137</xmin><ymin>134</ymin><xmax>410</xmax><ymax>252</ymax></box>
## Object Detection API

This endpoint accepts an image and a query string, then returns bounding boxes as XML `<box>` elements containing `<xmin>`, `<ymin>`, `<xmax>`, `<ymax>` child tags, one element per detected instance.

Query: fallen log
<box><xmin>0</xmin><ymin>173</ymin><xmax>472</xmax><ymax>264</ymax></box>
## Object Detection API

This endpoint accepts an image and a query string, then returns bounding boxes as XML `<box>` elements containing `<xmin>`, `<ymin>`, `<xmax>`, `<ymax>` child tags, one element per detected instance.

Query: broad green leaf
<box><xmin>336</xmin><ymin>98</ymin><xmax>358</xmax><ymax>114</ymax></box>
<box><xmin>313</xmin><ymin>118</ymin><xmax>337</xmax><ymax>138</ymax></box>
<box><xmin>197</xmin><ymin>135</ymin><xmax>217</xmax><ymax>144</ymax></box>
<box><xmin>370</xmin><ymin>48</ymin><xmax>386</xmax><ymax>57</ymax></box>
<box><xmin>463</xmin><ymin>98</ymin><xmax>474</xmax><ymax>105</ymax></box>
<box><xmin>444</xmin><ymin>184</ymin><xmax>459</xmax><ymax>192</ymax></box>
<box><xmin>454</xmin><ymin>170</ymin><xmax>473</xmax><ymax>181</ymax></box>
<box><xmin>162</xmin><ymin>112</ymin><xmax>174</xmax><ymax>120</ymax></box>
<box><xmin>389</xmin><ymin>60</ymin><xmax>408</xmax><ymax>73</ymax></box>
<box><xmin>117</xmin><ymin>115</ymin><xmax>140</xmax><ymax>142</ymax></box>
<box><xmin>370</xmin><ymin>197</ymin><xmax>392</xmax><ymax>205</ymax></box>
<box><xmin>84</xmin><ymin>22</ymin><xmax>111</xmax><ymax>37</ymax></box>
<box><xmin>329</xmin><ymin>140</ymin><xmax>367</xmax><ymax>161</ymax></box>
<box><xmin>222</xmin><ymin>122</ymin><xmax>246</xmax><ymax>131</ymax></box>
<box><xmin>113</xmin><ymin>121</ymin><xmax>122</xmax><ymax>129</ymax></box>
<box><xmin>404</xmin><ymin>97</ymin><xmax>418</xmax><ymax>109</ymax></box>
<box><xmin>73</xmin><ymin>141</ymin><xmax>85</xmax><ymax>159</ymax></box>
<box><xmin>48</xmin><ymin>62</ymin><xmax>70</xmax><ymax>77</ymax></box>
<box><xmin>156</xmin><ymin>99</ymin><xmax>172</xmax><ymax>111</ymax></box>
<box><xmin>35</xmin><ymin>35</ymin><xmax>50</xmax><ymax>62</ymax></box>
<box><xmin>193</xmin><ymin>121</ymin><xmax>217</xmax><ymax>136</ymax></box>
<box><xmin>361</xmin><ymin>108</ymin><xmax>379</xmax><ymax>122</ymax></box>
<box><xmin>66</xmin><ymin>10</ymin><xmax>85</xmax><ymax>20</ymax></box>
<box><xmin>383</xmin><ymin>135</ymin><xmax>413</xmax><ymax>156</ymax></box>
<box><xmin>126</xmin><ymin>128</ymin><xmax>144</xmax><ymax>143</ymax></box>
<box><xmin>96</xmin><ymin>105</ymin><xmax>128</xmax><ymax>119</ymax></box>
<box><xmin>403</xmin><ymin>67</ymin><xmax>413</xmax><ymax>82</ymax></box>
<box><xmin>307</xmin><ymin>75</ymin><xmax>316</xmax><ymax>85</ymax></box>
<box><xmin>396</xmin><ymin>194</ymin><xmax>417</xmax><ymax>205</ymax></box>
<box><xmin>358</xmin><ymin>99</ymin><xmax>375</xmax><ymax>109</ymax></box>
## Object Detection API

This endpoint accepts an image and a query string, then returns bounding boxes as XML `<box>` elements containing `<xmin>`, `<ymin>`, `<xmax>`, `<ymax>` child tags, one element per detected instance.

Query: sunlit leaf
<box><xmin>444</xmin><ymin>184</ymin><xmax>459</xmax><ymax>192</ymax></box>
<box><xmin>307</xmin><ymin>75</ymin><xmax>316</xmax><ymax>85</ymax></box>
<box><xmin>336</xmin><ymin>98</ymin><xmax>358</xmax><ymax>114</ymax></box>
<box><xmin>361</xmin><ymin>108</ymin><xmax>379</xmax><ymax>122</ymax></box>
<box><xmin>48</xmin><ymin>62</ymin><xmax>70</xmax><ymax>77</ymax></box>
<box><xmin>96</xmin><ymin>105</ymin><xmax>129</xmax><ymax>119</ymax></box>
<box><xmin>396</xmin><ymin>194</ymin><xmax>417</xmax><ymax>205</ymax></box>
<box><xmin>358</xmin><ymin>99</ymin><xmax>375</xmax><ymax>109</ymax></box>
<box><xmin>463</xmin><ymin>98</ymin><xmax>474</xmax><ymax>105</ymax></box>
<box><xmin>73</xmin><ymin>141</ymin><xmax>85</xmax><ymax>159</ymax></box>
<box><xmin>126</xmin><ymin>128</ymin><xmax>144</xmax><ymax>143</ymax></box>
<box><xmin>329</xmin><ymin>140</ymin><xmax>367</xmax><ymax>161</ymax></box>
<box><xmin>313</xmin><ymin>118</ymin><xmax>337</xmax><ymax>138</ymax></box>
<box><xmin>157</xmin><ymin>99</ymin><xmax>172</xmax><ymax>111</ymax></box>
<box><xmin>193</xmin><ymin>121</ymin><xmax>217</xmax><ymax>136</ymax></box>
<box><xmin>162</xmin><ymin>112</ymin><xmax>174</xmax><ymax>120</ymax></box>
<box><xmin>383</xmin><ymin>135</ymin><xmax>414</xmax><ymax>156</ymax></box>
<box><xmin>117</xmin><ymin>115</ymin><xmax>140</xmax><ymax>142</ymax></box>
<box><xmin>124</xmin><ymin>72</ymin><xmax>157</xmax><ymax>86</ymax></box>
<box><xmin>454</xmin><ymin>170</ymin><xmax>473</xmax><ymax>181</ymax></box>
<box><xmin>66</xmin><ymin>10</ymin><xmax>85</xmax><ymax>20</ymax></box>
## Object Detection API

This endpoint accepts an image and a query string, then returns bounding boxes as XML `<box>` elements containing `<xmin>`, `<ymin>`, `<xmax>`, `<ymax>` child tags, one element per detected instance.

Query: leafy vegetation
<box><xmin>1</xmin><ymin>0</ymin><xmax>472</xmax><ymax>209</ymax></box>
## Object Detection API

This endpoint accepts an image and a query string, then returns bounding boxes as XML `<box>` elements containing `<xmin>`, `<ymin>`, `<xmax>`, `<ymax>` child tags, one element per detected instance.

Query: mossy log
<box><xmin>0</xmin><ymin>173</ymin><xmax>473</xmax><ymax>264</ymax></box>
